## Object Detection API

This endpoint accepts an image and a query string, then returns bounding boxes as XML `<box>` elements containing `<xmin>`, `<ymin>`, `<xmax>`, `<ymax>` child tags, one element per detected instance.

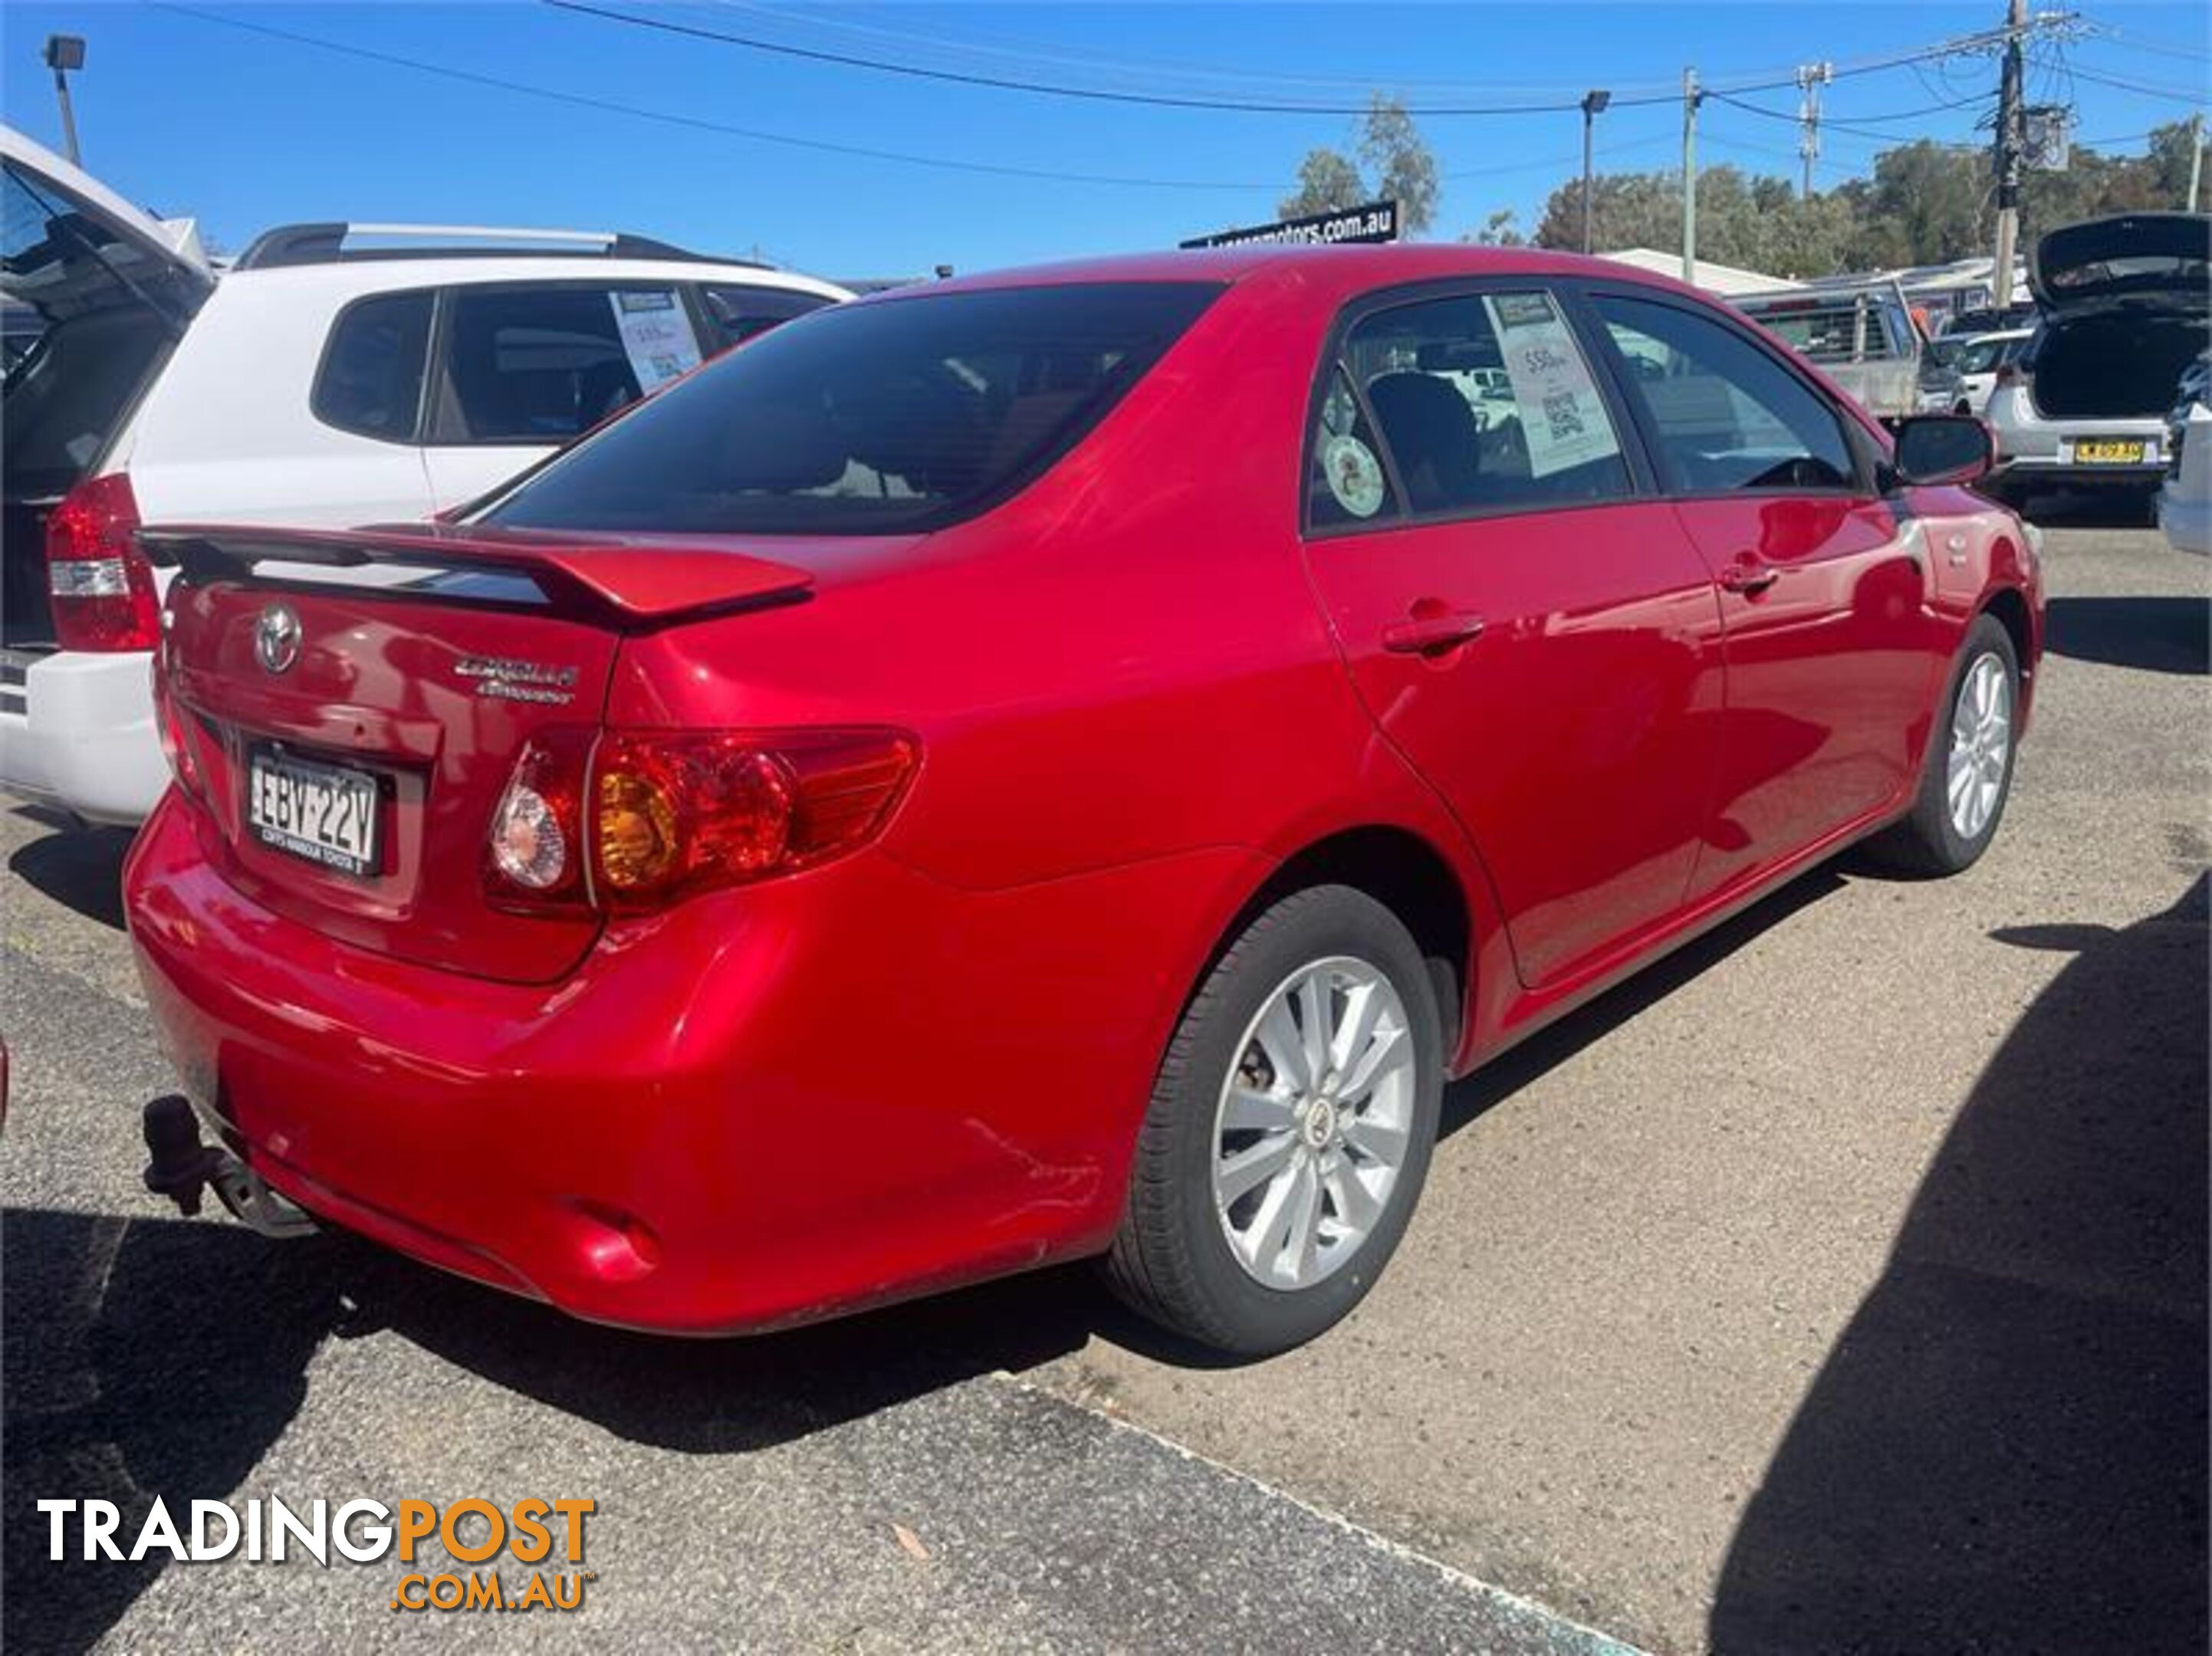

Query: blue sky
<box><xmin>2</xmin><ymin>2</ymin><xmax>2204</xmax><ymax>278</ymax></box>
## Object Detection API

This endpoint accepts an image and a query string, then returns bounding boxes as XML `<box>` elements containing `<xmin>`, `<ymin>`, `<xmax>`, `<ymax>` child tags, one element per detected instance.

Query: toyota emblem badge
<box><xmin>255</xmin><ymin>603</ymin><xmax>301</xmax><ymax>675</ymax></box>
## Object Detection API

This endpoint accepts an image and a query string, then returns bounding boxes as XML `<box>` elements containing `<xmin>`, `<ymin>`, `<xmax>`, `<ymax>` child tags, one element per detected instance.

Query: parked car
<box><xmin>2161</xmin><ymin>353</ymin><xmax>2210</xmax><ymax>556</ymax></box>
<box><xmin>0</xmin><ymin>125</ymin><xmax>847</xmax><ymax>826</ymax></box>
<box><xmin>1985</xmin><ymin>212</ymin><xmax>2211</xmax><ymax>507</ymax></box>
<box><xmin>1942</xmin><ymin>302</ymin><xmax>2039</xmax><ymax>338</ymax></box>
<box><xmin>1732</xmin><ymin>287</ymin><xmax>1922</xmax><ymax>423</ymax></box>
<box><xmin>127</xmin><ymin>247</ymin><xmax>2043</xmax><ymax>1355</ymax></box>
<box><xmin>1947</xmin><ymin>329</ymin><xmax>2033</xmax><ymax>416</ymax></box>
<box><xmin>1916</xmin><ymin>344</ymin><xmax>1969</xmax><ymax>414</ymax></box>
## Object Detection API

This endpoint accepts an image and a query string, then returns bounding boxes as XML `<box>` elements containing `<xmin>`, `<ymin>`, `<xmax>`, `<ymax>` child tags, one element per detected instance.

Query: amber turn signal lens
<box><xmin>595</xmin><ymin>767</ymin><xmax>681</xmax><ymax>891</ymax></box>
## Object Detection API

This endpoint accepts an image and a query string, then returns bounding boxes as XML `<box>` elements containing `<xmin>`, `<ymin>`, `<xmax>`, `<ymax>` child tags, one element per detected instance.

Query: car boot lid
<box><xmin>0</xmin><ymin>122</ymin><xmax>214</xmax><ymax>317</ymax></box>
<box><xmin>2031</xmin><ymin>212</ymin><xmax>2211</xmax><ymax>310</ymax></box>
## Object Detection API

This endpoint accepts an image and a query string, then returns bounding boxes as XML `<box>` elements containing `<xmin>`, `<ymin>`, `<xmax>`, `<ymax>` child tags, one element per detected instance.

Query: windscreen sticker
<box><xmin>1322</xmin><ymin>434</ymin><xmax>1388</xmax><ymax>518</ymax></box>
<box><xmin>608</xmin><ymin>290</ymin><xmax>702</xmax><ymax>390</ymax></box>
<box><xmin>1482</xmin><ymin>292</ymin><xmax>1621</xmax><ymax>478</ymax></box>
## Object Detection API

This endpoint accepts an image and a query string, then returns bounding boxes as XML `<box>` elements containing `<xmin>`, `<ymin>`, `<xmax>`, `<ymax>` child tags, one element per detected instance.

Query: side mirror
<box><xmin>1890</xmin><ymin>415</ymin><xmax>1993</xmax><ymax>488</ymax></box>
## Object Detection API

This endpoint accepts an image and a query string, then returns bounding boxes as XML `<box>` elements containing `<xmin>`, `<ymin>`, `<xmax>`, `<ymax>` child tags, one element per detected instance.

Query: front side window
<box><xmin>1330</xmin><ymin>289</ymin><xmax>1630</xmax><ymax>522</ymax></box>
<box><xmin>1596</xmin><ymin>294</ymin><xmax>1859</xmax><ymax>495</ymax></box>
<box><xmin>440</xmin><ymin>284</ymin><xmax>704</xmax><ymax>444</ymax></box>
<box><xmin>314</xmin><ymin>291</ymin><xmax>432</xmax><ymax>441</ymax></box>
<box><xmin>484</xmin><ymin>281</ymin><xmax>1220</xmax><ymax>535</ymax></box>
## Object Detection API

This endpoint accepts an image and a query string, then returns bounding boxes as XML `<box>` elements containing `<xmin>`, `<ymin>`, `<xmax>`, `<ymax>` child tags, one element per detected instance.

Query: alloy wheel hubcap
<box><xmin>1211</xmin><ymin>956</ymin><xmax>1415</xmax><ymax>1290</ymax></box>
<box><xmin>1947</xmin><ymin>651</ymin><xmax>2011</xmax><ymax>840</ymax></box>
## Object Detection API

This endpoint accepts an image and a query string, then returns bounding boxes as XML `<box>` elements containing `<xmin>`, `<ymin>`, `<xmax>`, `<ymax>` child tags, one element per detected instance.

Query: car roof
<box><xmin>212</xmin><ymin>256</ymin><xmax>851</xmax><ymax>304</ymax></box>
<box><xmin>886</xmin><ymin>244</ymin><xmax>1702</xmax><ymax>306</ymax></box>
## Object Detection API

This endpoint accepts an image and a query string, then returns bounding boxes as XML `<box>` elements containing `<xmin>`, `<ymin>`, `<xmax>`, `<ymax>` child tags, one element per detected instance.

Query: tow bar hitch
<box><xmin>142</xmin><ymin>1095</ymin><xmax>319</xmax><ymax>1239</ymax></box>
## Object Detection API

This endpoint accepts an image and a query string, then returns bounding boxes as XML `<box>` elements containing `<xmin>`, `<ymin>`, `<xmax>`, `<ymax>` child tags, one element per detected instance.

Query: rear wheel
<box><xmin>1104</xmin><ymin>886</ymin><xmax>1444</xmax><ymax>1355</ymax></box>
<box><xmin>1867</xmin><ymin>613</ymin><xmax>2020</xmax><ymax>876</ymax></box>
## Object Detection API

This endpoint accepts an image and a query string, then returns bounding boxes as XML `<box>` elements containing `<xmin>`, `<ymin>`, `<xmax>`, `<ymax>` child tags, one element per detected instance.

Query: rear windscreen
<box><xmin>482</xmin><ymin>281</ymin><xmax>1222</xmax><ymax>536</ymax></box>
<box><xmin>2</xmin><ymin>159</ymin><xmax>205</xmax><ymax>500</ymax></box>
<box><xmin>1741</xmin><ymin>301</ymin><xmax>1898</xmax><ymax>363</ymax></box>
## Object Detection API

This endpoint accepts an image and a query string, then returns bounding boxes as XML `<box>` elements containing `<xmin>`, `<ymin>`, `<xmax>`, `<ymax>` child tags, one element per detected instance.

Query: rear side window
<box><xmin>439</xmin><ymin>285</ymin><xmax>704</xmax><ymax>444</ymax></box>
<box><xmin>484</xmin><ymin>281</ymin><xmax>1221</xmax><ymax>535</ymax></box>
<box><xmin>314</xmin><ymin>291</ymin><xmax>432</xmax><ymax>442</ymax></box>
<box><xmin>699</xmin><ymin>283</ymin><xmax>834</xmax><ymax>349</ymax></box>
<box><xmin>1324</xmin><ymin>289</ymin><xmax>1630</xmax><ymax>523</ymax></box>
<box><xmin>1596</xmin><ymin>294</ymin><xmax>1858</xmax><ymax>495</ymax></box>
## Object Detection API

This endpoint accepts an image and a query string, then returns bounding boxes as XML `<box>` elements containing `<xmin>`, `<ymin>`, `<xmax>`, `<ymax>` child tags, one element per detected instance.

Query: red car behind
<box><xmin>125</xmin><ymin>246</ymin><xmax>2043</xmax><ymax>1354</ymax></box>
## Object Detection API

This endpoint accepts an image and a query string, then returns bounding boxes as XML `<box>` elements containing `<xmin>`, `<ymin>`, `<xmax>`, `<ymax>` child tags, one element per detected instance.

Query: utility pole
<box><xmin>1682</xmin><ymin>67</ymin><xmax>1701</xmax><ymax>284</ymax></box>
<box><xmin>2189</xmin><ymin>110</ymin><xmax>2204</xmax><ymax>212</ymax></box>
<box><xmin>1795</xmin><ymin>61</ymin><xmax>1832</xmax><ymax>199</ymax></box>
<box><xmin>43</xmin><ymin>35</ymin><xmax>85</xmax><ymax>166</ymax></box>
<box><xmin>1580</xmin><ymin>89</ymin><xmax>1611</xmax><ymax>255</ymax></box>
<box><xmin>1990</xmin><ymin>0</ymin><xmax>2028</xmax><ymax>312</ymax></box>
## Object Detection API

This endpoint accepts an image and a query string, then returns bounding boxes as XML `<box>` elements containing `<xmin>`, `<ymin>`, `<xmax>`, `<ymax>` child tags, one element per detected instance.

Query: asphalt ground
<box><xmin>3</xmin><ymin>514</ymin><xmax>2204</xmax><ymax>1654</ymax></box>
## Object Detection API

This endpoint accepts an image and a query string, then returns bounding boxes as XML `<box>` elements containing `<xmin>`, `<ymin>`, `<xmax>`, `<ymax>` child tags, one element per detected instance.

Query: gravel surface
<box><xmin>4</xmin><ymin>517</ymin><xmax>2203</xmax><ymax>1653</ymax></box>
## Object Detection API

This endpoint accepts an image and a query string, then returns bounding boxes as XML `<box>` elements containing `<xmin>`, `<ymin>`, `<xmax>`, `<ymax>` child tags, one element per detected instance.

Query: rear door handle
<box><xmin>1719</xmin><ymin>559</ymin><xmax>1781</xmax><ymax>595</ymax></box>
<box><xmin>1382</xmin><ymin>612</ymin><xmax>1487</xmax><ymax>656</ymax></box>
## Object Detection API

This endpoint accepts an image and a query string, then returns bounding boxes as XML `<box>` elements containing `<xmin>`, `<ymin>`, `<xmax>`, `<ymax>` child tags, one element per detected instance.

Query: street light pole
<box><xmin>44</xmin><ymin>35</ymin><xmax>86</xmax><ymax>166</ymax></box>
<box><xmin>1580</xmin><ymin>89</ymin><xmax>1611</xmax><ymax>255</ymax></box>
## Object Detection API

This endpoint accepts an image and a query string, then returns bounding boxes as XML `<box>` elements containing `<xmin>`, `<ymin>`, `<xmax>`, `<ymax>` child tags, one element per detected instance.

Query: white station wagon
<box><xmin>0</xmin><ymin>123</ymin><xmax>846</xmax><ymax>824</ymax></box>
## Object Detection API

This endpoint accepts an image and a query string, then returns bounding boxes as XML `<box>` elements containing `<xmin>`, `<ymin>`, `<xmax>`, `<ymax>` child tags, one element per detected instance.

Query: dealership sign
<box><xmin>1181</xmin><ymin>199</ymin><xmax>1400</xmax><ymax>251</ymax></box>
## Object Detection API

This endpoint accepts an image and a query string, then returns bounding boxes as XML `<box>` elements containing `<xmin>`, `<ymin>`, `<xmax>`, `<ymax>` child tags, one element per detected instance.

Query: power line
<box><xmin>705</xmin><ymin>0</ymin><xmax>1693</xmax><ymax>100</ymax></box>
<box><xmin>2062</xmin><ymin>61</ymin><xmax>2212</xmax><ymax>106</ymax></box>
<box><xmin>543</xmin><ymin>0</ymin><xmax>2074</xmax><ymax>118</ymax></box>
<box><xmin>2089</xmin><ymin>27</ymin><xmax>2212</xmax><ymax>67</ymax></box>
<box><xmin>148</xmin><ymin>3</ymin><xmax>1287</xmax><ymax>193</ymax></box>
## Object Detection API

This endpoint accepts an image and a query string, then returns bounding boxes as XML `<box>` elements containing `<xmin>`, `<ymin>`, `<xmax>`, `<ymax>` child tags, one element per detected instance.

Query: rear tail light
<box><xmin>484</xmin><ymin>728</ymin><xmax>916</xmax><ymax>914</ymax></box>
<box><xmin>1993</xmin><ymin>361</ymin><xmax>2029</xmax><ymax>389</ymax></box>
<box><xmin>46</xmin><ymin>472</ymin><xmax>158</xmax><ymax>652</ymax></box>
<box><xmin>485</xmin><ymin>729</ymin><xmax>595</xmax><ymax>912</ymax></box>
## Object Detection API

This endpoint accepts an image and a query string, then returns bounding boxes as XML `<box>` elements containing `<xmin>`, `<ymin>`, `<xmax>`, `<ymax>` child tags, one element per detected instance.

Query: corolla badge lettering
<box><xmin>455</xmin><ymin>656</ymin><xmax>580</xmax><ymax>706</ymax></box>
<box><xmin>255</xmin><ymin>603</ymin><xmax>301</xmax><ymax>675</ymax></box>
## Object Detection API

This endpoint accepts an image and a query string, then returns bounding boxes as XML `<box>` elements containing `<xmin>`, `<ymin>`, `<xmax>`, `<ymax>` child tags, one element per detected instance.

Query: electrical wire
<box><xmin>2062</xmin><ymin>63</ymin><xmax>2211</xmax><ymax>106</ymax></box>
<box><xmin>148</xmin><ymin>3</ymin><xmax>1290</xmax><ymax>192</ymax></box>
<box><xmin>542</xmin><ymin>0</ymin><xmax>2072</xmax><ymax>119</ymax></box>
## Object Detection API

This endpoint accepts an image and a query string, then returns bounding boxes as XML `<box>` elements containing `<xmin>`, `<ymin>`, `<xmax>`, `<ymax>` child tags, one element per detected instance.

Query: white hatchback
<box><xmin>1</xmin><ymin>125</ymin><xmax>846</xmax><ymax>824</ymax></box>
<box><xmin>1985</xmin><ymin>212</ymin><xmax>2209</xmax><ymax>507</ymax></box>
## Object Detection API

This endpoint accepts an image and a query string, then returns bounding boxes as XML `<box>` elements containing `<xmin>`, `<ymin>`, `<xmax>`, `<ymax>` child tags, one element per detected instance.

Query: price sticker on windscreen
<box><xmin>1483</xmin><ymin>292</ymin><xmax>1621</xmax><ymax>478</ymax></box>
<box><xmin>608</xmin><ymin>289</ymin><xmax>703</xmax><ymax>391</ymax></box>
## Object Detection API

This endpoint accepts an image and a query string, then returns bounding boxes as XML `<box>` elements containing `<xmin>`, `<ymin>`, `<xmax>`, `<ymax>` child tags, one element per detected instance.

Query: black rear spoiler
<box><xmin>140</xmin><ymin>523</ymin><xmax>813</xmax><ymax>630</ymax></box>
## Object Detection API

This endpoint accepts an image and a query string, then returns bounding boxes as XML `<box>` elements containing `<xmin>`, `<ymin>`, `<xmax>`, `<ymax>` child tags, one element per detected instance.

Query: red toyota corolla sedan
<box><xmin>124</xmin><ymin>246</ymin><xmax>2042</xmax><ymax>1354</ymax></box>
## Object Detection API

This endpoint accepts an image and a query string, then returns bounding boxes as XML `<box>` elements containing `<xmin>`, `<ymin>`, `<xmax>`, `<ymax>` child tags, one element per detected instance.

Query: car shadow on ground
<box><xmin>1708</xmin><ymin>875</ymin><xmax>2210</xmax><ymax>1654</ymax></box>
<box><xmin>1</xmin><ymin>1200</ymin><xmax>1119</xmax><ymax>1651</ymax></box>
<box><xmin>6</xmin><ymin>807</ymin><xmax>133</xmax><ymax>931</ymax></box>
<box><xmin>2012</xmin><ymin>489</ymin><xmax>2158</xmax><ymax>531</ymax></box>
<box><xmin>2044</xmin><ymin>594</ymin><xmax>2210</xmax><ymax>676</ymax></box>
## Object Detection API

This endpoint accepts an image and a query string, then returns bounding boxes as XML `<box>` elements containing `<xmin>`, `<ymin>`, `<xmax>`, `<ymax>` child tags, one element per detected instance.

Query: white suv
<box><xmin>1</xmin><ymin>126</ymin><xmax>846</xmax><ymax>824</ymax></box>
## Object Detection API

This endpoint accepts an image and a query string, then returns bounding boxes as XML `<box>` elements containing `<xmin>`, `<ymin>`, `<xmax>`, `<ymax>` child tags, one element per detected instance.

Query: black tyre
<box><xmin>1104</xmin><ymin>885</ymin><xmax>1445</xmax><ymax>1355</ymax></box>
<box><xmin>1866</xmin><ymin>613</ymin><xmax>2020</xmax><ymax>876</ymax></box>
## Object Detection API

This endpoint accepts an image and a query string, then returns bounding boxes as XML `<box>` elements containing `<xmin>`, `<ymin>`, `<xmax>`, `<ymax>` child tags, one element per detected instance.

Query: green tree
<box><xmin>1359</xmin><ymin>96</ymin><xmax>1441</xmax><ymax>235</ymax></box>
<box><xmin>1464</xmin><ymin>208</ymin><xmax>1527</xmax><ymax>246</ymax></box>
<box><xmin>1279</xmin><ymin>148</ymin><xmax>1366</xmax><ymax>219</ymax></box>
<box><xmin>1278</xmin><ymin>94</ymin><xmax>1441</xmax><ymax>235</ymax></box>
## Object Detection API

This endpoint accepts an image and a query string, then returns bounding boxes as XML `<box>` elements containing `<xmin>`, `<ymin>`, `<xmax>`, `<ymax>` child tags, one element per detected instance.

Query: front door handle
<box><xmin>1382</xmin><ymin>611</ymin><xmax>1487</xmax><ymax>656</ymax></box>
<box><xmin>1719</xmin><ymin>558</ymin><xmax>1782</xmax><ymax>595</ymax></box>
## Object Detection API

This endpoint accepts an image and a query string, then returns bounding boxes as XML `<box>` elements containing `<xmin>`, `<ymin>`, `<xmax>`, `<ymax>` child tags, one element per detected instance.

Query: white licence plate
<box><xmin>245</xmin><ymin>746</ymin><xmax>382</xmax><ymax>878</ymax></box>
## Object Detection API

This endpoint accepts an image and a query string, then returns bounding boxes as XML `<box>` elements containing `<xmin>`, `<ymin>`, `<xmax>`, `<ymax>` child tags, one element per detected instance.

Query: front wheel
<box><xmin>1103</xmin><ymin>886</ymin><xmax>1444</xmax><ymax>1355</ymax></box>
<box><xmin>1867</xmin><ymin>613</ymin><xmax>2020</xmax><ymax>876</ymax></box>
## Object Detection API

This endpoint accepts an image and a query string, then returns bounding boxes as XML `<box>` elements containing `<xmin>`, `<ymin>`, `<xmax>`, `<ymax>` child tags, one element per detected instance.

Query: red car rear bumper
<box><xmin>127</xmin><ymin>793</ymin><xmax>1264</xmax><ymax>1333</ymax></box>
